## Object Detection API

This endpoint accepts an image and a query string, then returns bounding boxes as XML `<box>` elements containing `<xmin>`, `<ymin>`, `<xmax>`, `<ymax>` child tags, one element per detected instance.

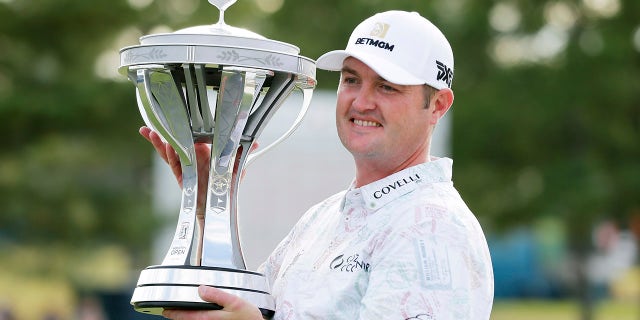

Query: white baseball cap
<box><xmin>316</xmin><ymin>10</ymin><xmax>454</xmax><ymax>89</ymax></box>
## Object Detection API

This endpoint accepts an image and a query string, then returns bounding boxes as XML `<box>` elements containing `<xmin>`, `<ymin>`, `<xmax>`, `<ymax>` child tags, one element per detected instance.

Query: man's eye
<box><xmin>343</xmin><ymin>77</ymin><xmax>357</xmax><ymax>84</ymax></box>
<box><xmin>380</xmin><ymin>84</ymin><xmax>397</xmax><ymax>92</ymax></box>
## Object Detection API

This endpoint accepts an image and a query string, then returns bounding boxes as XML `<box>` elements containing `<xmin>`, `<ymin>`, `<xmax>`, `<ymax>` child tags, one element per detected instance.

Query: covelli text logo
<box><xmin>373</xmin><ymin>173</ymin><xmax>421</xmax><ymax>199</ymax></box>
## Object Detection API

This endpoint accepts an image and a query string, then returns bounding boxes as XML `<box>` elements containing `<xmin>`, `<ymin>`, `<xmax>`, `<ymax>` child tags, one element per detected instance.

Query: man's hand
<box><xmin>139</xmin><ymin>126</ymin><xmax>211</xmax><ymax>189</ymax></box>
<box><xmin>162</xmin><ymin>286</ymin><xmax>264</xmax><ymax>320</ymax></box>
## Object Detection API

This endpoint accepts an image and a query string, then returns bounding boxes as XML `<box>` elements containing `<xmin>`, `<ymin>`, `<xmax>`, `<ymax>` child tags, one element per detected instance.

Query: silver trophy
<box><xmin>118</xmin><ymin>0</ymin><xmax>316</xmax><ymax>317</ymax></box>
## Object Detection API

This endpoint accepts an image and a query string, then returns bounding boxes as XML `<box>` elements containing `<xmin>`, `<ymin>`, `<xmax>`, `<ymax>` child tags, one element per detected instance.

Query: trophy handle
<box><xmin>133</xmin><ymin>69</ymin><xmax>194</xmax><ymax>166</ymax></box>
<box><xmin>134</xmin><ymin>68</ymin><xmax>202</xmax><ymax>266</ymax></box>
<box><xmin>245</xmin><ymin>87</ymin><xmax>313</xmax><ymax>167</ymax></box>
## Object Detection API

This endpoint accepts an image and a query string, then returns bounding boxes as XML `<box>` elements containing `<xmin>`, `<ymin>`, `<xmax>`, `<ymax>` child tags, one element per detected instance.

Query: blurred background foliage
<box><xmin>0</xmin><ymin>0</ymin><xmax>638</xmax><ymax>319</ymax></box>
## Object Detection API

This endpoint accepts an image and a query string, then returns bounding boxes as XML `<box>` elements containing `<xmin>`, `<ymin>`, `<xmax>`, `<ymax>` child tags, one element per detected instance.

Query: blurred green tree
<box><xmin>448</xmin><ymin>1</ymin><xmax>640</xmax><ymax>319</ymax></box>
<box><xmin>0</xmin><ymin>0</ymin><xmax>159</xmax><ymax>261</ymax></box>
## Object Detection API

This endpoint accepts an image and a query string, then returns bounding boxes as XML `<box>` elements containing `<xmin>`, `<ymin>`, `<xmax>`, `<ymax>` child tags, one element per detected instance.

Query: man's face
<box><xmin>335</xmin><ymin>57</ymin><xmax>435</xmax><ymax>172</ymax></box>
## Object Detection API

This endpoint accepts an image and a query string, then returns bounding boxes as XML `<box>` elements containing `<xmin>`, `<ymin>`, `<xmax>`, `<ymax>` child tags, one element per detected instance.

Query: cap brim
<box><xmin>316</xmin><ymin>50</ymin><xmax>349</xmax><ymax>71</ymax></box>
<box><xmin>316</xmin><ymin>50</ymin><xmax>425</xmax><ymax>86</ymax></box>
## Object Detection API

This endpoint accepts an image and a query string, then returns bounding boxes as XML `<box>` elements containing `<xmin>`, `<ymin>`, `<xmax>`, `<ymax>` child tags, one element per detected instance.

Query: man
<box><xmin>143</xmin><ymin>10</ymin><xmax>494</xmax><ymax>320</ymax></box>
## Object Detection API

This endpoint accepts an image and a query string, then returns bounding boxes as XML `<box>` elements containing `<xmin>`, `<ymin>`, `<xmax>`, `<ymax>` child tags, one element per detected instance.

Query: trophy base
<box><xmin>131</xmin><ymin>265</ymin><xmax>275</xmax><ymax>319</ymax></box>
<box><xmin>134</xmin><ymin>301</ymin><xmax>274</xmax><ymax>319</ymax></box>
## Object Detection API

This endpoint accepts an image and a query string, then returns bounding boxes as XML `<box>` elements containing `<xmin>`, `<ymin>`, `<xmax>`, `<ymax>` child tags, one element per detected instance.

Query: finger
<box><xmin>162</xmin><ymin>286</ymin><xmax>231</xmax><ymax>320</ymax></box>
<box><xmin>194</xmin><ymin>143</ymin><xmax>212</xmax><ymax>169</ymax></box>
<box><xmin>239</xmin><ymin>142</ymin><xmax>260</xmax><ymax>181</ymax></box>
<box><xmin>139</xmin><ymin>126</ymin><xmax>152</xmax><ymax>141</ymax></box>
<box><xmin>198</xmin><ymin>286</ymin><xmax>236</xmax><ymax>308</ymax></box>
<box><xmin>162</xmin><ymin>309</ymin><xmax>219</xmax><ymax>320</ymax></box>
<box><xmin>194</xmin><ymin>143</ymin><xmax>211</xmax><ymax>178</ymax></box>
<box><xmin>249</xmin><ymin>142</ymin><xmax>259</xmax><ymax>153</ymax></box>
<box><xmin>139</xmin><ymin>126</ymin><xmax>163</xmax><ymax>159</ymax></box>
<box><xmin>198</xmin><ymin>286</ymin><xmax>261</xmax><ymax>318</ymax></box>
<box><xmin>142</xmin><ymin>128</ymin><xmax>172</xmax><ymax>165</ymax></box>
<box><xmin>165</xmin><ymin>143</ymin><xmax>183</xmax><ymax>187</ymax></box>
<box><xmin>161</xmin><ymin>287</ymin><xmax>261</xmax><ymax>320</ymax></box>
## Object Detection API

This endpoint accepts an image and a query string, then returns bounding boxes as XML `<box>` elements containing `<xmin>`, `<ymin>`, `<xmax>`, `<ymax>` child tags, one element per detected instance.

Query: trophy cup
<box><xmin>119</xmin><ymin>0</ymin><xmax>316</xmax><ymax>317</ymax></box>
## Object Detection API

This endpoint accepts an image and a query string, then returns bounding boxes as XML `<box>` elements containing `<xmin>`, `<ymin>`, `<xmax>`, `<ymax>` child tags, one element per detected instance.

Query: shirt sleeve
<box><xmin>257</xmin><ymin>226</ymin><xmax>294</xmax><ymax>285</ymax></box>
<box><xmin>357</xmin><ymin>219</ymin><xmax>492</xmax><ymax>320</ymax></box>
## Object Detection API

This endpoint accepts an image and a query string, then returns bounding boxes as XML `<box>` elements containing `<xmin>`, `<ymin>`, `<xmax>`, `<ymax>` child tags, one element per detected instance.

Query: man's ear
<box><xmin>429</xmin><ymin>88</ymin><xmax>454</xmax><ymax>125</ymax></box>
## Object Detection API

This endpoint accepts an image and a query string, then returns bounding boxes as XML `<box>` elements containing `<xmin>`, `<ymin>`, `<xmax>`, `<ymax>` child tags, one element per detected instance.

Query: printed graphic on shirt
<box><xmin>400</xmin><ymin>291</ymin><xmax>438</xmax><ymax>320</ymax></box>
<box><xmin>410</xmin><ymin>205</ymin><xmax>447</xmax><ymax>236</ymax></box>
<box><xmin>276</xmin><ymin>301</ymin><xmax>295</xmax><ymax>320</ymax></box>
<box><xmin>344</xmin><ymin>207</ymin><xmax>368</xmax><ymax>232</ymax></box>
<box><xmin>415</xmin><ymin>238</ymin><xmax>452</xmax><ymax>289</ymax></box>
<box><xmin>404</xmin><ymin>314</ymin><xmax>434</xmax><ymax>320</ymax></box>
<box><xmin>452</xmin><ymin>288</ymin><xmax>472</xmax><ymax>319</ymax></box>
<box><xmin>383</xmin><ymin>260</ymin><xmax>419</xmax><ymax>290</ymax></box>
<box><xmin>329</xmin><ymin>253</ymin><xmax>371</xmax><ymax>273</ymax></box>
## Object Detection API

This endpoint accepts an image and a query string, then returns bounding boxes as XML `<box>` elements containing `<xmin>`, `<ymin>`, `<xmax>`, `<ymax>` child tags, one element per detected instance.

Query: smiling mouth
<box><xmin>352</xmin><ymin>119</ymin><xmax>382</xmax><ymax>127</ymax></box>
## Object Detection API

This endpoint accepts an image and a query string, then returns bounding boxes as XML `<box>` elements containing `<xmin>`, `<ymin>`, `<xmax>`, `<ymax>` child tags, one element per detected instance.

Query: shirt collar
<box><xmin>343</xmin><ymin>157</ymin><xmax>453</xmax><ymax>211</ymax></box>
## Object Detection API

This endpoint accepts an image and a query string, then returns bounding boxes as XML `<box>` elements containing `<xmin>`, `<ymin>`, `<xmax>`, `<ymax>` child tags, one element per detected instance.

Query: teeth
<box><xmin>353</xmin><ymin>119</ymin><xmax>381</xmax><ymax>127</ymax></box>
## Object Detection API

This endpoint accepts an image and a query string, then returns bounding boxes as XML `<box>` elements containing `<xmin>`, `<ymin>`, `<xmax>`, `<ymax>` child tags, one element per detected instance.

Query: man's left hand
<box><xmin>162</xmin><ymin>285</ymin><xmax>264</xmax><ymax>320</ymax></box>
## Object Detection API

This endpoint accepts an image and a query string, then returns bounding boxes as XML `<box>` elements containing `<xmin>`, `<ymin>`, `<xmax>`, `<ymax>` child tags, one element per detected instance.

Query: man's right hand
<box><xmin>139</xmin><ymin>126</ymin><xmax>212</xmax><ymax>189</ymax></box>
<box><xmin>139</xmin><ymin>126</ymin><xmax>257</xmax><ymax>213</ymax></box>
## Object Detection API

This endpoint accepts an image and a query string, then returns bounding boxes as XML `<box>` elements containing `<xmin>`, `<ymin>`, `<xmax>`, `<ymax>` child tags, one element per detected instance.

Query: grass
<box><xmin>491</xmin><ymin>299</ymin><xmax>638</xmax><ymax>320</ymax></box>
<box><xmin>0</xmin><ymin>244</ymin><xmax>133</xmax><ymax>320</ymax></box>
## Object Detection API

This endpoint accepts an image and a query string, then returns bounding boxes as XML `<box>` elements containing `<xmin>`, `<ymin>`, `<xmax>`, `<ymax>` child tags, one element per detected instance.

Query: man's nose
<box><xmin>351</xmin><ymin>85</ymin><xmax>376</xmax><ymax>112</ymax></box>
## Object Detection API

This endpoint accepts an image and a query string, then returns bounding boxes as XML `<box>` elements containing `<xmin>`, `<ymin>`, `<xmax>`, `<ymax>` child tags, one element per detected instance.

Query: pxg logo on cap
<box><xmin>436</xmin><ymin>61</ymin><xmax>453</xmax><ymax>88</ymax></box>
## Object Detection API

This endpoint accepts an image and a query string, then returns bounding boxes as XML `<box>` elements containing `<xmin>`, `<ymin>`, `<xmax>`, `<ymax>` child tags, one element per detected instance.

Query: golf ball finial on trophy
<box><xmin>119</xmin><ymin>0</ymin><xmax>316</xmax><ymax>317</ymax></box>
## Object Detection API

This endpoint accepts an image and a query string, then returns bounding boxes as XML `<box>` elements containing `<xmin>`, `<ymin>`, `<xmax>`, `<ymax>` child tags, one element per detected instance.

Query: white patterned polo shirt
<box><xmin>259</xmin><ymin>158</ymin><xmax>494</xmax><ymax>319</ymax></box>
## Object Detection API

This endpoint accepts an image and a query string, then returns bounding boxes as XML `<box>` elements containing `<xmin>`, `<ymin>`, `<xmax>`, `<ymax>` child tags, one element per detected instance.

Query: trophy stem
<box><xmin>200</xmin><ymin>68</ymin><xmax>268</xmax><ymax>269</ymax></box>
<box><xmin>217</xmin><ymin>11</ymin><xmax>227</xmax><ymax>26</ymax></box>
<box><xmin>209</xmin><ymin>0</ymin><xmax>237</xmax><ymax>25</ymax></box>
